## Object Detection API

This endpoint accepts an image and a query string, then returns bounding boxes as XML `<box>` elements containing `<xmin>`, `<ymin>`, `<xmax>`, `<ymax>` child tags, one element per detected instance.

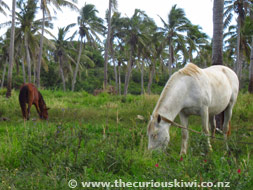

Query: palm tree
<box><xmin>249</xmin><ymin>37</ymin><xmax>253</xmax><ymax>93</ymax></box>
<box><xmin>71</xmin><ymin>4</ymin><xmax>104</xmax><ymax>91</ymax></box>
<box><xmin>6</xmin><ymin>0</ymin><xmax>16</xmax><ymax>98</ymax></box>
<box><xmin>212</xmin><ymin>0</ymin><xmax>224</xmax><ymax>130</ymax></box>
<box><xmin>53</xmin><ymin>24</ymin><xmax>75</xmax><ymax>91</ymax></box>
<box><xmin>241</xmin><ymin>3</ymin><xmax>253</xmax><ymax>93</ymax></box>
<box><xmin>104</xmin><ymin>0</ymin><xmax>117</xmax><ymax>90</ymax></box>
<box><xmin>16</xmin><ymin>0</ymin><xmax>38</xmax><ymax>83</ymax></box>
<box><xmin>212</xmin><ymin>0</ymin><xmax>224</xmax><ymax>66</ymax></box>
<box><xmin>159</xmin><ymin>5</ymin><xmax>190</xmax><ymax>75</ymax></box>
<box><xmin>0</xmin><ymin>0</ymin><xmax>9</xmax><ymax>16</ymax></box>
<box><xmin>195</xmin><ymin>43</ymin><xmax>212</xmax><ymax>68</ymax></box>
<box><xmin>146</xmin><ymin>31</ymin><xmax>164</xmax><ymax>94</ymax></box>
<box><xmin>186</xmin><ymin>24</ymin><xmax>209</xmax><ymax>62</ymax></box>
<box><xmin>224</xmin><ymin>0</ymin><xmax>252</xmax><ymax>81</ymax></box>
<box><xmin>36</xmin><ymin>0</ymin><xmax>78</xmax><ymax>88</ymax></box>
<box><xmin>110</xmin><ymin>12</ymin><xmax>126</xmax><ymax>94</ymax></box>
<box><xmin>0</xmin><ymin>37</ymin><xmax>9</xmax><ymax>88</ymax></box>
<box><xmin>120</xmin><ymin>9</ymin><xmax>151</xmax><ymax>95</ymax></box>
<box><xmin>2</xmin><ymin>0</ymin><xmax>54</xmax><ymax>84</ymax></box>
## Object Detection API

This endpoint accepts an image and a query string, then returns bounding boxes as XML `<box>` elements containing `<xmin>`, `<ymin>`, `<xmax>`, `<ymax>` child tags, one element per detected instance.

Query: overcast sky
<box><xmin>0</xmin><ymin>0</ymin><xmax>220</xmax><ymax>39</ymax></box>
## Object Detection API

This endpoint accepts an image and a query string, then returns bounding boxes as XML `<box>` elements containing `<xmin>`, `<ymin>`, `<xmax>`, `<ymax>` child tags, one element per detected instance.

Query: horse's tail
<box><xmin>227</xmin><ymin>121</ymin><xmax>231</xmax><ymax>136</ymax></box>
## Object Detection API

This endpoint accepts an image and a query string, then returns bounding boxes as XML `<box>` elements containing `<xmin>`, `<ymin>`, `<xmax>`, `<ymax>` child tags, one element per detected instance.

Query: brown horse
<box><xmin>19</xmin><ymin>83</ymin><xmax>49</xmax><ymax>120</ymax></box>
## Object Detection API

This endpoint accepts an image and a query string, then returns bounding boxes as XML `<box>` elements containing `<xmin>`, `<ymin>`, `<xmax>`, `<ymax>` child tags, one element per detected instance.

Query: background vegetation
<box><xmin>0</xmin><ymin>0</ymin><xmax>253</xmax><ymax>95</ymax></box>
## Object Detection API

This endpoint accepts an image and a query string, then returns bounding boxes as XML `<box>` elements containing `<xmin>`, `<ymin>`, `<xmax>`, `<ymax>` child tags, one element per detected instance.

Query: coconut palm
<box><xmin>71</xmin><ymin>3</ymin><xmax>104</xmax><ymax>91</ymax></box>
<box><xmin>36</xmin><ymin>0</ymin><xmax>78</xmax><ymax>88</ymax></box>
<box><xmin>212</xmin><ymin>0</ymin><xmax>224</xmax><ymax>66</ymax></box>
<box><xmin>241</xmin><ymin>3</ymin><xmax>253</xmax><ymax>93</ymax></box>
<box><xmin>109</xmin><ymin>12</ymin><xmax>127</xmax><ymax>94</ymax></box>
<box><xmin>249</xmin><ymin>37</ymin><xmax>253</xmax><ymax>93</ymax></box>
<box><xmin>212</xmin><ymin>0</ymin><xmax>225</xmax><ymax>130</ymax></box>
<box><xmin>0</xmin><ymin>0</ymin><xmax>9</xmax><ymax>16</ymax></box>
<box><xmin>16</xmin><ymin>0</ymin><xmax>38</xmax><ymax>83</ymax></box>
<box><xmin>53</xmin><ymin>24</ymin><xmax>75</xmax><ymax>91</ymax></box>
<box><xmin>186</xmin><ymin>24</ymin><xmax>209</xmax><ymax>62</ymax></box>
<box><xmin>104</xmin><ymin>0</ymin><xmax>118</xmax><ymax>89</ymax></box>
<box><xmin>146</xmin><ymin>31</ymin><xmax>165</xmax><ymax>94</ymax></box>
<box><xmin>0</xmin><ymin>37</ymin><xmax>9</xmax><ymax>88</ymax></box>
<box><xmin>119</xmin><ymin>9</ymin><xmax>151</xmax><ymax>95</ymax></box>
<box><xmin>6</xmin><ymin>0</ymin><xmax>16</xmax><ymax>98</ymax></box>
<box><xmin>2</xmin><ymin>0</ymin><xmax>54</xmax><ymax>84</ymax></box>
<box><xmin>224</xmin><ymin>0</ymin><xmax>252</xmax><ymax>80</ymax></box>
<box><xmin>159</xmin><ymin>5</ymin><xmax>190</xmax><ymax>75</ymax></box>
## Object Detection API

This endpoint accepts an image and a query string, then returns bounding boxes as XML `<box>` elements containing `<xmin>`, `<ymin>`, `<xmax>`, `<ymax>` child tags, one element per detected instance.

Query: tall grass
<box><xmin>0</xmin><ymin>90</ymin><xmax>252</xmax><ymax>189</ymax></box>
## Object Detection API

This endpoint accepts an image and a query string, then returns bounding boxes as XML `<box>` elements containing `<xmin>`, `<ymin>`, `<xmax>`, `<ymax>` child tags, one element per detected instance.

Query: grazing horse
<box><xmin>147</xmin><ymin>63</ymin><xmax>239</xmax><ymax>154</ymax></box>
<box><xmin>19</xmin><ymin>83</ymin><xmax>49</xmax><ymax>120</ymax></box>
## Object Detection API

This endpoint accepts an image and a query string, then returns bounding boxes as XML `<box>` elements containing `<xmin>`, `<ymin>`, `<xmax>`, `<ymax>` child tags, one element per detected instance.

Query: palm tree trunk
<box><xmin>72</xmin><ymin>37</ymin><xmax>83</xmax><ymax>91</ymax></box>
<box><xmin>118</xmin><ymin>61</ymin><xmax>121</xmax><ymax>95</ymax></box>
<box><xmin>33</xmin><ymin>60</ymin><xmax>36</xmax><ymax>84</ymax></box>
<box><xmin>104</xmin><ymin>0</ymin><xmax>112</xmax><ymax>89</ymax></box>
<box><xmin>113</xmin><ymin>57</ymin><xmax>118</xmax><ymax>94</ymax></box>
<box><xmin>25</xmin><ymin>32</ymin><xmax>32</xmax><ymax>83</ymax></box>
<box><xmin>6</xmin><ymin>0</ymin><xmax>16</xmax><ymax>98</ymax></box>
<box><xmin>212</xmin><ymin>0</ymin><xmax>224</xmax><ymax>65</ymax></box>
<box><xmin>123</xmin><ymin>60</ymin><xmax>132</xmax><ymax>96</ymax></box>
<box><xmin>212</xmin><ymin>0</ymin><xmax>224</xmax><ymax>130</ymax></box>
<box><xmin>141</xmin><ymin>61</ymin><xmax>144</xmax><ymax>94</ymax></box>
<box><xmin>168</xmin><ymin>40</ymin><xmax>173</xmax><ymax>76</ymax></box>
<box><xmin>124</xmin><ymin>47</ymin><xmax>134</xmax><ymax>96</ymax></box>
<box><xmin>21</xmin><ymin>58</ymin><xmax>26</xmax><ymax>83</ymax></box>
<box><xmin>1</xmin><ymin>59</ymin><xmax>7</xmax><ymax>89</ymax></box>
<box><xmin>249</xmin><ymin>39</ymin><xmax>253</xmax><ymax>93</ymax></box>
<box><xmin>147</xmin><ymin>61</ymin><xmax>155</xmax><ymax>94</ymax></box>
<box><xmin>59</xmin><ymin>55</ymin><xmax>66</xmax><ymax>91</ymax></box>
<box><xmin>36</xmin><ymin>5</ymin><xmax>45</xmax><ymax>88</ymax></box>
<box><xmin>236</xmin><ymin>17</ymin><xmax>243</xmax><ymax>83</ymax></box>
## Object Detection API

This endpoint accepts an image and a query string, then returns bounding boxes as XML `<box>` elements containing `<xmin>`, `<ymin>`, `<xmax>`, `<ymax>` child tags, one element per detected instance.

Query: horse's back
<box><xmin>178</xmin><ymin>64</ymin><xmax>239</xmax><ymax>116</ymax></box>
<box><xmin>203</xmin><ymin>65</ymin><xmax>239</xmax><ymax>115</ymax></box>
<box><xmin>19</xmin><ymin>83</ymin><xmax>39</xmax><ymax>104</ymax></box>
<box><xmin>19</xmin><ymin>84</ymin><xmax>29</xmax><ymax>104</ymax></box>
<box><xmin>204</xmin><ymin>65</ymin><xmax>239</xmax><ymax>96</ymax></box>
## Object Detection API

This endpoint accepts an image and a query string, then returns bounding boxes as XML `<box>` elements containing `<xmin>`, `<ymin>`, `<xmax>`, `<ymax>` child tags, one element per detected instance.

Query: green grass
<box><xmin>0</xmin><ymin>90</ymin><xmax>252</xmax><ymax>189</ymax></box>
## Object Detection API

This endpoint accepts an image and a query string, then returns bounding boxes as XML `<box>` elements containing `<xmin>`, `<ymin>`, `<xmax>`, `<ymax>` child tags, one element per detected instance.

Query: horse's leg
<box><xmin>209</xmin><ymin>115</ymin><xmax>216</xmax><ymax>138</ymax></box>
<box><xmin>27</xmin><ymin>102</ymin><xmax>32</xmax><ymax>120</ymax></box>
<box><xmin>20</xmin><ymin>104</ymin><xmax>27</xmax><ymax>119</ymax></box>
<box><xmin>179</xmin><ymin>112</ymin><xmax>189</xmax><ymax>155</ymax></box>
<box><xmin>223</xmin><ymin>104</ymin><xmax>233</xmax><ymax>150</ymax></box>
<box><xmin>201</xmin><ymin>106</ymin><xmax>212</xmax><ymax>151</ymax></box>
<box><xmin>27</xmin><ymin>94</ymin><xmax>34</xmax><ymax>120</ymax></box>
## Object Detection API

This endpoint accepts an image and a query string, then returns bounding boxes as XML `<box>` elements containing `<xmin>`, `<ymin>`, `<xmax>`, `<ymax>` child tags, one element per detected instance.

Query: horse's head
<box><xmin>40</xmin><ymin>106</ymin><xmax>50</xmax><ymax>120</ymax></box>
<box><xmin>147</xmin><ymin>114</ymin><xmax>170</xmax><ymax>150</ymax></box>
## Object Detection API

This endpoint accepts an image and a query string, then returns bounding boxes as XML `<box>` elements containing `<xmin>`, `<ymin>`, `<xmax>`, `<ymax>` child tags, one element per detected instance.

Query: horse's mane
<box><xmin>152</xmin><ymin>63</ymin><xmax>201</xmax><ymax>117</ymax></box>
<box><xmin>38</xmin><ymin>91</ymin><xmax>46</xmax><ymax>107</ymax></box>
<box><xmin>178</xmin><ymin>63</ymin><xmax>201</xmax><ymax>77</ymax></box>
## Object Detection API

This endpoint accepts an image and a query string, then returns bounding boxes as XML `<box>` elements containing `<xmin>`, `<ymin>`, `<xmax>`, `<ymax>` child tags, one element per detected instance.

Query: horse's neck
<box><xmin>155</xmin><ymin>76</ymin><xmax>186</xmax><ymax>121</ymax></box>
<box><xmin>38</xmin><ymin>93</ymin><xmax>45</xmax><ymax>109</ymax></box>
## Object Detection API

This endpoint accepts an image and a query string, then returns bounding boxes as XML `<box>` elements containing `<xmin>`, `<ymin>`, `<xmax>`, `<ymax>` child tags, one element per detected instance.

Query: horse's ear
<box><xmin>157</xmin><ymin>114</ymin><xmax>161</xmax><ymax>123</ymax></box>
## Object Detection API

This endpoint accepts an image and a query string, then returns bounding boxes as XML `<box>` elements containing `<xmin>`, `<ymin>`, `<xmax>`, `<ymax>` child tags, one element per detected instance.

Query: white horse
<box><xmin>147</xmin><ymin>63</ymin><xmax>239</xmax><ymax>154</ymax></box>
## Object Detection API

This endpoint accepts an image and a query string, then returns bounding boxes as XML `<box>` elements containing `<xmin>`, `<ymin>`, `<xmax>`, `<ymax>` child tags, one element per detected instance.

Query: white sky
<box><xmin>0</xmin><ymin>0</ymin><xmax>217</xmax><ymax>39</ymax></box>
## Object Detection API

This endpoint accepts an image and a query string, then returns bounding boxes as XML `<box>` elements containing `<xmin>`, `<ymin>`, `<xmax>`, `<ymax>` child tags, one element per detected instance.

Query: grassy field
<box><xmin>0</xmin><ymin>89</ymin><xmax>252</xmax><ymax>189</ymax></box>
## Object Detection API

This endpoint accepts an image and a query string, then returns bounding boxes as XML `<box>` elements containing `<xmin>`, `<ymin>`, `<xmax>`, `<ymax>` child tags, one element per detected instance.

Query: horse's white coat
<box><xmin>147</xmin><ymin>63</ymin><xmax>239</xmax><ymax>154</ymax></box>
